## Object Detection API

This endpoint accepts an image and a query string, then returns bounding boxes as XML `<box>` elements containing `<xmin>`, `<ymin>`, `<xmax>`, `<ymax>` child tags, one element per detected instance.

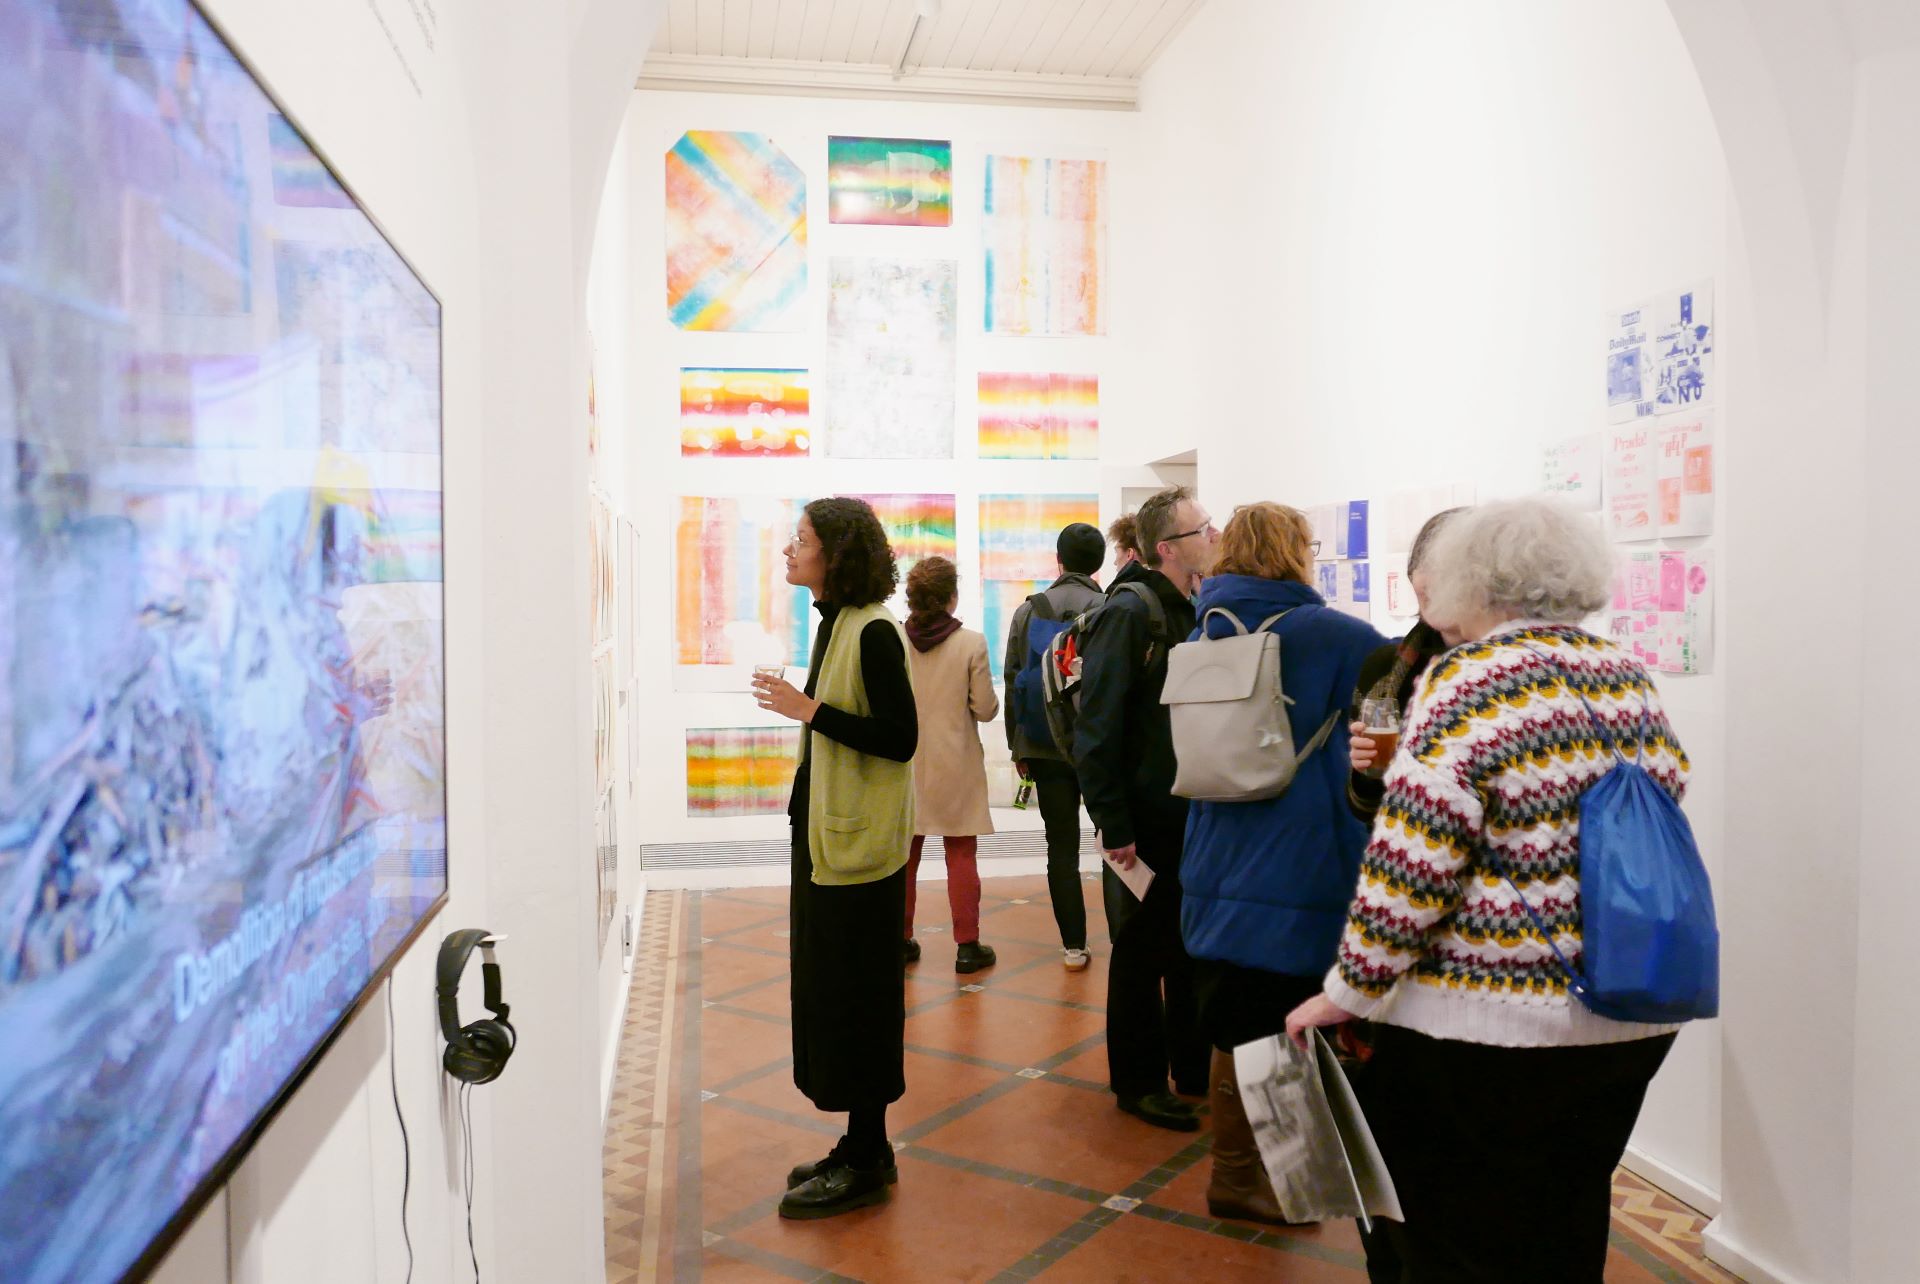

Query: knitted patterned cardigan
<box><xmin>1324</xmin><ymin>623</ymin><xmax>1691</xmax><ymax>1048</ymax></box>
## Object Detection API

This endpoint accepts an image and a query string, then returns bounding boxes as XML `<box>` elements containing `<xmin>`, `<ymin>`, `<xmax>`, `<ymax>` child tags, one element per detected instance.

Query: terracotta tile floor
<box><xmin>605</xmin><ymin>876</ymin><xmax>1741</xmax><ymax>1283</ymax></box>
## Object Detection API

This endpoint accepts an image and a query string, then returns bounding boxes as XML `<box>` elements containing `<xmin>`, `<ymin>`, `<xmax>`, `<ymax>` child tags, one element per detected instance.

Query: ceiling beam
<box><xmin>634</xmin><ymin>53</ymin><xmax>1139</xmax><ymax>111</ymax></box>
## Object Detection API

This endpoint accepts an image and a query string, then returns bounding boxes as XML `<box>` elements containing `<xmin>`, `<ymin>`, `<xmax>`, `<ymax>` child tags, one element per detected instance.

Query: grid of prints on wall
<box><xmin>686</xmin><ymin>727</ymin><xmax>804</xmax><ymax>817</ymax></box>
<box><xmin>673</xmin><ymin>493</ymin><xmax>958</xmax><ymax>682</ymax></box>
<box><xmin>981</xmin><ymin>494</ymin><xmax>1099</xmax><ymax>671</ymax></box>
<box><xmin>977</xmin><ymin>372</ymin><xmax>1098</xmax><ymax>460</ymax></box>
<box><xmin>664</xmin><ymin>130</ymin><xmax>807</xmax><ymax>332</ymax></box>
<box><xmin>982</xmin><ymin>155</ymin><xmax>1107</xmax><ymax>336</ymax></box>
<box><xmin>680</xmin><ymin>367</ymin><xmax>810</xmax><ymax>457</ymax></box>
<box><xmin>665</xmin><ymin>129</ymin><xmax>1106</xmax><ymax>817</ymax></box>
<box><xmin>1591</xmin><ymin>280</ymin><xmax>1715</xmax><ymax>674</ymax></box>
<box><xmin>828</xmin><ymin>135</ymin><xmax>952</xmax><ymax>226</ymax></box>
<box><xmin>824</xmin><ymin>256</ymin><xmax>957</xmax><ymax>458</ymax></box>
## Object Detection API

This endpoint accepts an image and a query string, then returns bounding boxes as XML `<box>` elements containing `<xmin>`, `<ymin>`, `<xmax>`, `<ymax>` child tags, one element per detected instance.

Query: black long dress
<box><xmin>788</xmin><ymin>601</ymin><xmax>917</xmax><ymax>1112</ymax></box>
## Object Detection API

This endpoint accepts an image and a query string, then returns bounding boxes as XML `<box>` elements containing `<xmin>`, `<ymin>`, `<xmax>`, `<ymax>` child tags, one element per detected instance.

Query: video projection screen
<box><xmin>0</xmin><ymin>1</ymin><xmax>448</xmax><ymax>1280</ymax></box>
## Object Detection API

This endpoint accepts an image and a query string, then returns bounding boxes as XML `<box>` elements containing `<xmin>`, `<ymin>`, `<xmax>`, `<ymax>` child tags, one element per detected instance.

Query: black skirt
<box><xmin>789</xmin><ymin>820</ymin><xmax>907</xmax><ymax>1112</ymax></box>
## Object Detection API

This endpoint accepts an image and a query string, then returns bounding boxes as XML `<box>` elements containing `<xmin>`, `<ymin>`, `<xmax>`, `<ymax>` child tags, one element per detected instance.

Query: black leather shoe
<box><xmin>1117</xmin><ymin>1091</ymin><xmax>1201</xmax><ymax>1132</ymax></box>
<box><xmin>786</xmin><ymin>1149</ymin><xmax>899</xmax><ymax>1190</ymax></box>
<box><xmin>954</xmin><ymin>941</ymin><xmax>996</xmax><ymax>974</ymax></box>
<box><xmin>902</xmin><ymin>937</ymin><xmax>921</xmax><ymax>965</ymax></box>
<box><xmin>778</xmin><ymin>1161</ymin><xmax>893</xmax><ymax>1219</ymax></box>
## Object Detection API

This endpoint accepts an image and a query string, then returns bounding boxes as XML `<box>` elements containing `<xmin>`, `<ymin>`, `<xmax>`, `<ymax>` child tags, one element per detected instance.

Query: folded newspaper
<box><xmin>1232</xmin><ymin>1031</ymin><xmax>1403</xmax><ymax>1231</ymax></box>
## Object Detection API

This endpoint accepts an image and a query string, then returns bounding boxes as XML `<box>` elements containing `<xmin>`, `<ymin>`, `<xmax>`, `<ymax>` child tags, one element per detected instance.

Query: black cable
<box><xmin>387</xmin><ymin>977</ymin><xmax>413</xmax><ymax>1284</ymax></box>
<box><xmin>461</xmin><ymin>1082</ymin><xmax>479</xmax><ymax>1282</ymax></box>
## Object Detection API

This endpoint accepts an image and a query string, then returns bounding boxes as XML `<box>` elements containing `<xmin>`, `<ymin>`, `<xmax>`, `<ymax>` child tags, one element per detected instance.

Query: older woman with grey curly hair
<box><xmin>1285</xmin><ymin>498</ymin><xmax>1693</xmax><ymax>1283</ymax></box>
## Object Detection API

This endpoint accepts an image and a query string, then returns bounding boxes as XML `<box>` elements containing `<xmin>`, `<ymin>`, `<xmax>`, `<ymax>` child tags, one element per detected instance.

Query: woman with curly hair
<box><xmin>899</xmin><ymin>556</ymin><xmax>999</xmax><ymax>973</ymax></box>
<box><xmin>753</xmin><ymin>497</ymin><xmax>918</xmax><ymax>1220</ymax></box>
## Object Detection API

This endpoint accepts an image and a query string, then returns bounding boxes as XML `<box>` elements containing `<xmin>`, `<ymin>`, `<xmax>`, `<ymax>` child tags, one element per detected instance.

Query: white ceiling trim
<box><xmin>635</xmin><ymin>53</ymin><xmax>1140</xmax><ymax>111</ymax></box>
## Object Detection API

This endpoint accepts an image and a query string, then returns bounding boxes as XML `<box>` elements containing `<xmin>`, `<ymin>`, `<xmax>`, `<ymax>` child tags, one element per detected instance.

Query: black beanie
<box><xmin>1056</xmin><ymin>522</ymin><xmax>1105</xmax><ymax>575</ymax></box>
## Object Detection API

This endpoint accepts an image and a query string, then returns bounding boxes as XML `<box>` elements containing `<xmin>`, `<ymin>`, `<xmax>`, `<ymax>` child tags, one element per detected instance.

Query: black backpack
<box><xmin>1037</xmin><ymin>582</ymin><xmax>1172</xmax><ymax>756</ymax></box>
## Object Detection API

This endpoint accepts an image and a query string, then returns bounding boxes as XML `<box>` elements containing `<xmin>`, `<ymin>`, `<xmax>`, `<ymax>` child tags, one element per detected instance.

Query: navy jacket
<box><xmin>1178</xmin><ymin>574</ymin><xmax>1387</xmax><ymax>977</ymax></box>
<box><xmin>1071</xmin><ymin>563</ymin><xmax>1197</xmax><ymax>856</ymax></box>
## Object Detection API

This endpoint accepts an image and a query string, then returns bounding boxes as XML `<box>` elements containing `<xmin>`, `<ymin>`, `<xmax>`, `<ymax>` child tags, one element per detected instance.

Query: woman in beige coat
<box><xmin>900</xmin><ymin>556</ymin><xmax>1000</xmax><ymax>973</ymax></box>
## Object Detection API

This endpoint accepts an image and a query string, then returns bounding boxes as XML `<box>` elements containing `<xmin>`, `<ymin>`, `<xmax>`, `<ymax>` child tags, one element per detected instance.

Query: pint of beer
<box><xmin>1358</xmin><ymin>695</ymin><xmax>1402</xmax><ymax>775</ymax></box>
<box><xmin>1364</xmin><ymin>726</ymin><xmax>1400</xmax><ymax>762</ymax></box>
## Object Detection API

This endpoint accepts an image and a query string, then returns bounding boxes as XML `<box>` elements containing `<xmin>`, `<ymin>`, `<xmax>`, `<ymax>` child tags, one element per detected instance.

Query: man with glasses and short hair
<box><xmin>1073</xmin><ymin>485</ymin><xmax>1219</xmax><ymax>1130</ymax></box>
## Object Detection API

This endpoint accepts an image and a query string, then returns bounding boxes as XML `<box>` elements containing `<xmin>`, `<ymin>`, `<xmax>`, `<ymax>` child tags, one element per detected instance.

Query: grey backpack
<box><xmin>1161</xmin><ymin>607</ymin><xmax>1340</xmax><ymax>803</ymax></box>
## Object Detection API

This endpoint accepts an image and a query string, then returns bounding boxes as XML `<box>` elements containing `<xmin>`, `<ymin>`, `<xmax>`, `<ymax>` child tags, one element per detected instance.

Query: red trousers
<box><xmin>904</xmin><ymin>835</ymin><xmax>981</xmax><ymax>945</ymax></box>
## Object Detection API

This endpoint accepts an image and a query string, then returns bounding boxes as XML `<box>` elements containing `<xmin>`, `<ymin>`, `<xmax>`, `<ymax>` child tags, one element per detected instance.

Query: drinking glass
<box><xmin>1358</xmin><ymin>695</ymin><xmax>1402</xmax><ymax>775</ymax></box>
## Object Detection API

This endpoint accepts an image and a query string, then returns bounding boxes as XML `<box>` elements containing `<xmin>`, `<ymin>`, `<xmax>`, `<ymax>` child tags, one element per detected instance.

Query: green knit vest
<box><xmin>807</xmin><ymin>602</ymin><xmax>915</xmax><ymax>886</ymax></box>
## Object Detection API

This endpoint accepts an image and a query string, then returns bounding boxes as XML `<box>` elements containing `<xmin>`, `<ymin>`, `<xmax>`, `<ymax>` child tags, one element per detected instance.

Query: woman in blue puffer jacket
<box><xmin>1179</xmin><ymin>502</ymin><xmax>1385</xmax><ymax>1225</ymax></box>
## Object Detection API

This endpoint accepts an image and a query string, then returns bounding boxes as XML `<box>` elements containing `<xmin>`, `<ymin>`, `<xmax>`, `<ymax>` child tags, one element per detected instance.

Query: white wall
<box><xmin>618</xmin><ymin>90</ymin><xmax>1148</xmax><ymax>857</ymax></box>
<box><xmin>1126</xmin><ymin>0</ymin><xmax>1732</xmax><ymax>1206</ymax></box>
<box><xmin>147</xmin><ymin>1</ymin><xmax>664</xmax><ymax>1281</ymax></box>
<box><xmin>1663</xmin><ymin>2</ymin><xmax>1920</xmax><ymax>1280</ymax></box>
<box><xmin>587</xmin><ymin>115</ymin><xmax>651</xmax><ymax>1113</ymax></box>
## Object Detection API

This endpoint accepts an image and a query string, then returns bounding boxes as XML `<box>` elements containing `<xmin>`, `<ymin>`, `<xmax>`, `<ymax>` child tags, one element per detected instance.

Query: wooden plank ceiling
<box><xmin>641</xmin><ymin>0</ymin><xmax>1211</xmax><ymax>108</ymax></box>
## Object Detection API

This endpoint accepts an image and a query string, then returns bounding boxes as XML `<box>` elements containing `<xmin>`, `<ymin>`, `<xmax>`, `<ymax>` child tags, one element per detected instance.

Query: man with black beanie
<box><xmin>1001</xmin><ymin>522</ymin><xmax>1107</xmax><ymax>969</ymax></box>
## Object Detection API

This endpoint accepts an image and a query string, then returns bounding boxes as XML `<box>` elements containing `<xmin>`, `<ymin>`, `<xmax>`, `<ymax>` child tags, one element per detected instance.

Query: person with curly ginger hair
<box><xmin>900</xmin><ymin>556</ymin><xmax>1000</xmax><ymax>974</ymax></box>
<box><xmin>752</xmin><ymin>497</ymin><xmax>918</xmax><ymax>1220</ymax></box>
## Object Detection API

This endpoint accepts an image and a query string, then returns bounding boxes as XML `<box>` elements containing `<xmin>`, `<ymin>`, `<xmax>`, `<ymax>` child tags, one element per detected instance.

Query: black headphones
<box><xmin>436</xmin><ymin>928</ymin><xmax>516</xmax><ymax>1085</ymax></box>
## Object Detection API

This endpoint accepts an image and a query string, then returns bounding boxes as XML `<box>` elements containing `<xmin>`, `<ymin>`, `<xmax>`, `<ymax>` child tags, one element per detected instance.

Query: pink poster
<box><xmin>1654</xmin><ymin>411</ymin><xmax>1714</xmax><ymax>538</ymax></box>
<box><xmin>1606</xmin><ymin>427</ymin><xmax>1656</xmax><ymax>543</ymax></box>
<box><xmin>1610</xmin><ymin>550</ymin><xmax>1713</xmax><ymax>675</ymax></box>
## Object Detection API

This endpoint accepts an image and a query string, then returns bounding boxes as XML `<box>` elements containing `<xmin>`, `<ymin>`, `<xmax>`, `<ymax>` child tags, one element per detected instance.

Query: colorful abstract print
<box><xmin>851</xmin><ymin>493</ymin><xmax>957</xmax><ymax>581</ymax></box>
<box><xmin>983</xmin><ymin>578</ymin><xmax>1054</xmax><ymax>675</ymax></box>
<box><xmin>674</xmin><ymin>497</ymin><xmax>810</xmax><ymax>668</ymax></box>
<box><xmin>664</xmin><ymin>130</ymin><xmax>807</xmax><ymax>332</ymax></box>
<box><xmin>982</xmin><ymin>156</ymin><xmax>1107</xmax><ymax>337</ymax></box>
<box><xmin>824</xmin><ymin>257</ymin><xmax>956</xmax><ymax>459</ymax></box>
<box><xmin>686</xmin><ymin>728</ymin><xmax>802</xmax><ymax>817</ymax></box>
<box><xmin>977</xmin><ymin>373</ymin><xmax>1098</xmax><ymax>460</ymax></box>
<box><xmin>674</xmin><ymin>494</ymin><xmax>958</xmax><ymax>670</ymax></box>
<box><xmin>827</xmin><ymin>136</ymin><xmax>952</xmax><ymax>226</ymax></box>
<box><xmin>680</xmin><ymin>368</ymin><xmax>810</xmax><ymax>457</ymax></box>
<box><xmin>979</xmin><ymin>494</ymin><xmax>1101</xmax><ymax>582</ymax></box>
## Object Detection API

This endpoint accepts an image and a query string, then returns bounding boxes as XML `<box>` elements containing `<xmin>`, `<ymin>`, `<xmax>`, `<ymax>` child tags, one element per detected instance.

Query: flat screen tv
<box><xmin>0</xmin><ymin>1</ymin><xmax>448</xmax><ymax>1279</ymax></box>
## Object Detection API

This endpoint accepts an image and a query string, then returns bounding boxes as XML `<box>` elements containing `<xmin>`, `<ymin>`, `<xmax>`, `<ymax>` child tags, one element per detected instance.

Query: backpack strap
<box><xmin>1296</xmin><ymin>710</ymin><xmax>1341</xmax><ymax>758</ymax></box>
<box><xmin>1198</xmin><ymin>606</ymin><xmax>1299</xmax><ymax>637</ymax></box>
<box><xmin>1513</xmin><ymin>640</ymin><xmax>1650</xmax><ymax>768</ymax></box>
<box><xmin>1199</xmin><ymin>606</ymin><xmax>1251</xmax><ymax>635</ymax></box>
<box><xmin>1111</xmin><ymin>580</ymin><xmax>1170</xmax><ymax>642</ymax></box>
<box><xmin>1026</xmin><ymin>592</ymin><xmax>1057</xmax><ymax>623</ymax></box>
<box><xmin>1483</xmin><ymin>844</ymin><xmax>1595</xmax><ymax>1007</ymax></box>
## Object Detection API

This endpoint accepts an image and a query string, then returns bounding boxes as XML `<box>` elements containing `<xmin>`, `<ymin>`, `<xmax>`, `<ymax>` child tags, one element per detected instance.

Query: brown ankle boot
<box><xmin>1205</xmin><ymin>1047</ymin><xmax>1293</xmax><ymax>1224</ymax></box>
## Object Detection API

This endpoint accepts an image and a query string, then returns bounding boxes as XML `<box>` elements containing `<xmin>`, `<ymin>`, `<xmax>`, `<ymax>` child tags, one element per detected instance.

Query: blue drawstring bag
<box><xmin>1497</xmin><ymin>649</ymin><xmax>1720</xmax><ymax>1024</ymax></box>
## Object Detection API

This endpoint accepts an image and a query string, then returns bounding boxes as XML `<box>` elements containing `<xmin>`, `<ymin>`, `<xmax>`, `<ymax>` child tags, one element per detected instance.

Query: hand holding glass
<box><xmin>1357</xmin><ymin>696</ymin><xmax>1402</xmax><ymax>777</ymax></box>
